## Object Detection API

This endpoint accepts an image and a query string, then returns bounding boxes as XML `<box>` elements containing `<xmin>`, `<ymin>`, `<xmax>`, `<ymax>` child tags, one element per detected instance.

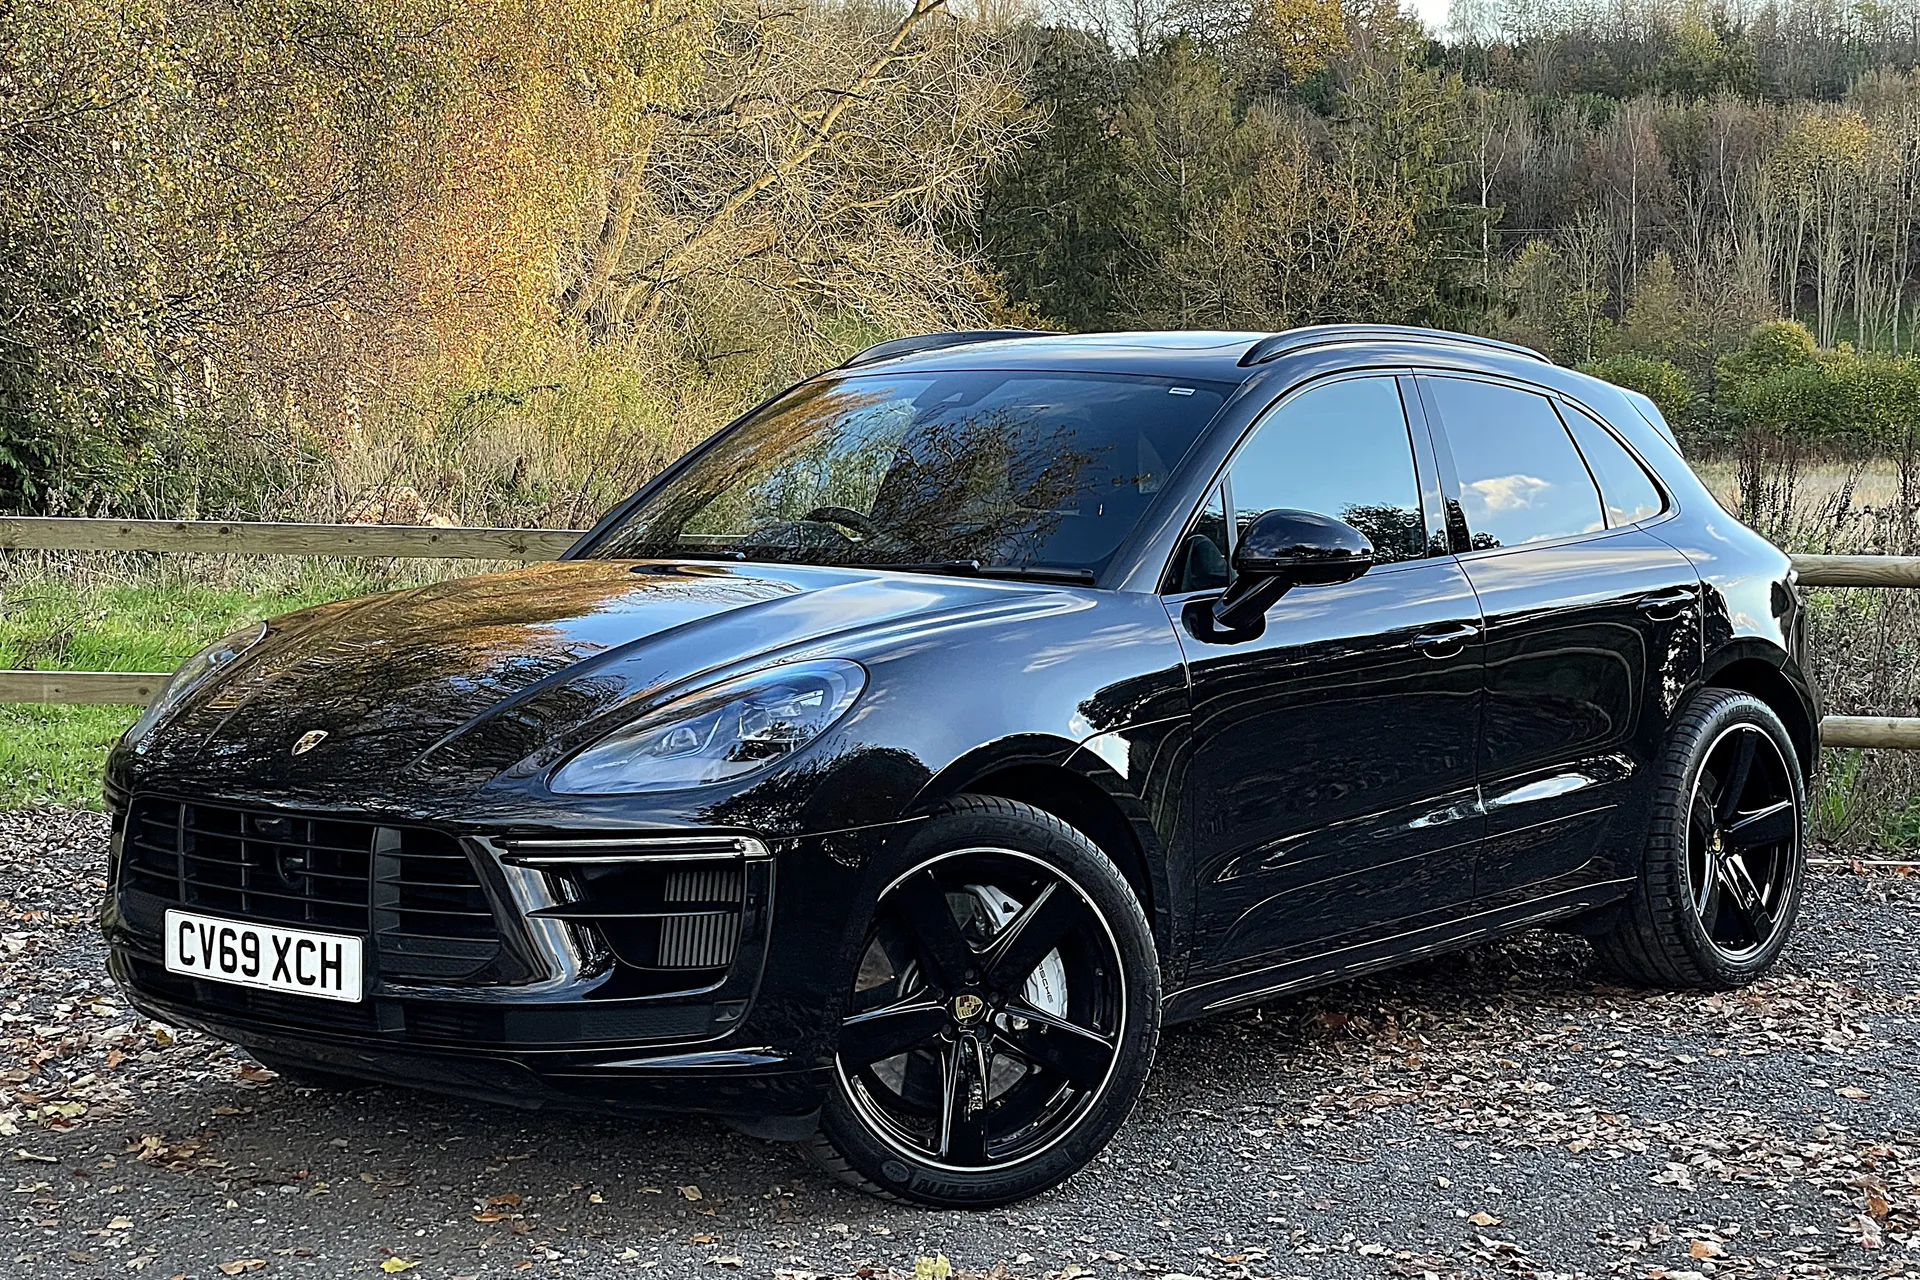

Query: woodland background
<box><xmin>6</xmin><ymin>0</ymin><xmax>1920</xmax><ymax>834</ymax></box>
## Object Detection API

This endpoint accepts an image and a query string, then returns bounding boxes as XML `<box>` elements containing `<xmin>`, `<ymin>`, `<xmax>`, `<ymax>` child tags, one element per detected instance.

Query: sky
<box><xmin>1407</xmin><ymin>0</ymin><xmax>1452</xmax><ymax>36</ymax></box>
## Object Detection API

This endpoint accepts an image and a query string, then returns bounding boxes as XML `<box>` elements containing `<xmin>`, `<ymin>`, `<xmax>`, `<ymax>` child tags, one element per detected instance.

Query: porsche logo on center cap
<box><xmin>291</xmin><ymin>729</ymin><xmax>329</xmax><ymax>757</ymax></box>
<box><xmin>951</xmin><ymin>993</ymin><xmax>985</xmax><ymax>1023</ymax></box>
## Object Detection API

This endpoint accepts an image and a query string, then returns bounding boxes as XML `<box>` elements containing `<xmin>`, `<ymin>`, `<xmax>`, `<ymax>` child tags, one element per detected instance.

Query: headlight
<box><xmin>125</xmin><ymin>622</ymin><xmax>268</xmax><ymax>747</ymax></box>
<box><xmin>550</xmin><ymin>659</ymin><xmax>866</xmax><ymax>795</ymax></box>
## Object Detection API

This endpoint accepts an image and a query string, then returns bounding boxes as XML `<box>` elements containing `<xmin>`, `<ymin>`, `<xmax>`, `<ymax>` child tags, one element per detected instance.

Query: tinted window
<box><xmin>588</xmin><ymin>371</ymin><xmax>1228</xmax><ymax>576</ymax></box>
<box><xmin>1561</xmin><ymin>405</ymin><xmax>1664</xmax><ymax>526</ymax></box>
<box><xmin>1427</xmin><ymin>378</ymin><xmax>1604</xmax><ymax>550</ymax></box>
<box><xmin>1227</xmin><ymin>377</ymin><xmax>1427</xmax><ymax>565</ymax></box>
<box><xmin>1171</xmin><ymin>485</ymin><xmax>1230</xmax><ymax>591</ymax></box>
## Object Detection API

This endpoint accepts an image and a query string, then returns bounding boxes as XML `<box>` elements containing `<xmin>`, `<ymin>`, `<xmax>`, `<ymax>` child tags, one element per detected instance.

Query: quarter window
<box><xmin>1226</xmin><ymin>377</ymin><xmax>1428</xmax><ymax>567</ymax></box>
<box><xmin>1561</xmin><ymin>405</ymin><xmax>1665</xmax><ymax>526</ymax></box>
<box><xmin>1171</xmin><ymin>485</ymin><xmax>1231</xmax><ymax>592</ymax></box>
<box><xmin>1426</xmin><ymin>377</ymin><xmax>1604</xmax><ymax>550</ymax></box>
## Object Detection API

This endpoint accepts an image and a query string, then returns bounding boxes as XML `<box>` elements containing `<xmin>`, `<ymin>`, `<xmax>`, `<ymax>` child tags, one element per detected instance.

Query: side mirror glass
<box><xmin>1212</xmin><ymin>509</ymin><xmax>1374</xmax><ymax>631</ymax></box>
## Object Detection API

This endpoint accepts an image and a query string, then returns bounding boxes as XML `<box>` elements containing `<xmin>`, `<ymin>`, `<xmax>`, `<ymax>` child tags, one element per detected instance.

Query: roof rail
<box><xmin>1237</xmin><ymin>324</ymin><xmax>1548</xmax><ymax>368</ymax></box>
<box><xmin>840</xmin><ymin>329</ymin><xmax>1056</xmax><ymax>369</ymax></box>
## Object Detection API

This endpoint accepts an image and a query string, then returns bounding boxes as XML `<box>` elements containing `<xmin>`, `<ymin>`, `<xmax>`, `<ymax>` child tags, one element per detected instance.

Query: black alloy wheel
<box><xmin>1686</xmin><ymin>722</ymin><xmax>1799</xmax><ymax>960</ymax></box>
<box><xmin>811</xmin><ymin>797</ymin><xmax>1159</xmax><ymax>1206</ymax></box>
<box><xmin>1593</xmin><ymin>688</ymin><xmax>1806</xmax><ymax>989</ymax></box>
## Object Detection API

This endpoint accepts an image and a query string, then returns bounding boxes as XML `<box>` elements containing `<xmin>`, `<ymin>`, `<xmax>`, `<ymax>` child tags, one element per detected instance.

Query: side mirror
<box><xmin>1212</xmin><ymin>509</ymin><xmax>1374</xmax><ymax>631</ymax></box>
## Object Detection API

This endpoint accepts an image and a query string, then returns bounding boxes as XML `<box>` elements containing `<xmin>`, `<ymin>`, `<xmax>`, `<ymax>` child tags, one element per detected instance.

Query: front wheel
<box><xmin>809</xmin><ymin>796</ymin><xmax>1160</xmax><ymax>1206</ymax></box>
<box><xmin>1593</xmin><ymin>689</ymin><xmax>1807</xmax><ymax>989</ymax></box>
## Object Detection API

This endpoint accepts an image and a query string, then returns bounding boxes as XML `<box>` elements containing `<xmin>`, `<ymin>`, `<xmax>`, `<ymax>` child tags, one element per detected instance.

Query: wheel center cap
<box><xmin>1709</xmin><ymin>830</ymin><xmax>1725</xmax><ymax>853</ymax></box>
<box><xmin>951</xmin><ymin>993</ymin><xmax>986</xmax><ymax>1024</ymax></box>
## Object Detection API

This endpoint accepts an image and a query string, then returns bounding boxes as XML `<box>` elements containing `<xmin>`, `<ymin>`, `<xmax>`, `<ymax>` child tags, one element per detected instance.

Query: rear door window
<box><xmin>1423</xmin><ymin>377</ymin><xmax>1605</xmax><ymax>550</ymax></box>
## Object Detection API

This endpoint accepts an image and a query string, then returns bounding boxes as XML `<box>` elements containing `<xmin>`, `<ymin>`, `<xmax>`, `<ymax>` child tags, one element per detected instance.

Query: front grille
<box><xmin>121</xmin><ymin>798</ymin><xmax>501</xmax><ymax>983</ymax></box>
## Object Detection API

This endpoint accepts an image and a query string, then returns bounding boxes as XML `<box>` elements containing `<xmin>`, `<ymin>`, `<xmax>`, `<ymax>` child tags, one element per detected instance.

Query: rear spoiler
<box><xmin>1620</xmin><ymin>388</ymin><xmax>1682</xmax><ymax>453</ymax></box>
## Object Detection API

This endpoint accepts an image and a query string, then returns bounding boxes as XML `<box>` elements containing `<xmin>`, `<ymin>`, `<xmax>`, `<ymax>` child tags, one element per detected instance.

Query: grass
<box><xmin>0</xmin><ymin>560</ymin><xmax>438</xmax><ymax>808</ymax></box>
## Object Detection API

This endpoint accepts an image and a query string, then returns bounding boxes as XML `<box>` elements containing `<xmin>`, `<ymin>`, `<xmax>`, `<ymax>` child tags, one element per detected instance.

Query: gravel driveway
<box><xmin>4</xmin><ymin>808</ymin><xmax>1919</xmax><ymax>1279</ymax></box>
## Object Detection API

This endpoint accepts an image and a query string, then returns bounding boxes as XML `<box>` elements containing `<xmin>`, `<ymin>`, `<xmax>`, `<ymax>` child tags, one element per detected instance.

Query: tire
<box><xmin>1593</xmin><ymin>688</ymin><xmax>1807</xmax><ymax>989</ymax></box>
<box><xmin>809</xmin><ymin>795</ymin><xmax>1160</xmax><ymax>1207</ymax></box>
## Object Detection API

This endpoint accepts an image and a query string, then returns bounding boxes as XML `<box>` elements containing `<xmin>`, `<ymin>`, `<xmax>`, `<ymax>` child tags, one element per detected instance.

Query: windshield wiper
<box><xmin>873</xmin><ymin>560</ymin><xmax>1097</xmax><ymax>585</ymax></box>
<box><xmin>623</xmin><ymin>548</ymin><xmax>748</xmax><ymax>563</ymax></box>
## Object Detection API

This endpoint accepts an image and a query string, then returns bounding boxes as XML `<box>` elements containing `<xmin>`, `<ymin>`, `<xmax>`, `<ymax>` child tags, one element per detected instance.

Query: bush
<box><xmin>1718</xmin><ymin>325</ymin><xmax>1920</xmax><ymax>447</ymax></box>
<box><xmin>1578</xmin><ymin>353</ymin><xmax>1698</xmax><ymax>426</ymax></box>
<box><xmin>1715</xmin><ymin>319</ymin><xmax>1820</xmax><ymax>392</ymax></box>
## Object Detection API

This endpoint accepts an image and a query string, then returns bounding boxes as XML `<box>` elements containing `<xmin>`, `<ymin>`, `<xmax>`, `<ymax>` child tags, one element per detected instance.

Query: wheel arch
<box><xmin>911</xmin><ymin>742</ymin><xmax>1178</xmax><ymax>965</ymax></box>
<box><xmin>1701</xmin><ymin>651</ymin><xmax>1818</xmax><ymax>782</ymax></box>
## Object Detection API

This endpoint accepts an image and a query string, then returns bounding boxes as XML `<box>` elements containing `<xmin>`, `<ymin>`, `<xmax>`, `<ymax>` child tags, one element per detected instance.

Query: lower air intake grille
<box><xmin>657</xmin><ymin>866</ymin><xmax>745</xmax><ymax>968</ymax></box>
<box><xmin>657</xmin><ymin>910</ymin><xmax>741</xmax><ymax>969</ymax></box>
<box><xmin>500</xmin><ymin>834</ymin><xmax>760</xmax><ymax>984</ymax></box>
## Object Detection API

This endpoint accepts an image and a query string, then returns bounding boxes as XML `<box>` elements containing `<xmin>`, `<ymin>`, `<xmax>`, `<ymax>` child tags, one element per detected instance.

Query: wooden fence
<box><xmin>3</xmin><ymin>518</ymin><xmax>1919</xmax><ymax>752</ymax></box>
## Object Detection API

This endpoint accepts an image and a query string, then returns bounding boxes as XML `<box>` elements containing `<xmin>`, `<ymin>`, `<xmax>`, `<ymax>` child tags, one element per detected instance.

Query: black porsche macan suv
<box><xmin>103</xmin><ymin>326</ymin><xmax>1817</xmax><ymax>1205</ymax></box>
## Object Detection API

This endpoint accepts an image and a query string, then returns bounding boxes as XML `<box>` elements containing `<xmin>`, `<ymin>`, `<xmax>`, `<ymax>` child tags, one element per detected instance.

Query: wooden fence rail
<box><xmin>1791</xmin><ymin>554</ymin><xmax>1920</xmax><ymax>588</ymax></box>
<box><xmin>0</xmin><ymin>516</ymin><xmax>582</xmax><ymax>561</ymax></box>
<box><xmin>4</xmin><ymin>520</ymin><xmax>1920</xmax><ymax>743</ymax></box>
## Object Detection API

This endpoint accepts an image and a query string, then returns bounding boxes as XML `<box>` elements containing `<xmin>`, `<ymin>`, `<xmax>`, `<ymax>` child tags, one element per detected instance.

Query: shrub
<box><xmin>1578</xmin><ymin>353</ymin><xmax>1698</xmax><ymax>427</ymax></box>
<box><xmin>1715</xmin><ymin>319</ymin><xmax>1821</xmax><ymax>392</ymax></box>
<box><xmin>1720</xmin><ymin>333</ymin><xmax>1920</xmax><ymax>447</ymax></box>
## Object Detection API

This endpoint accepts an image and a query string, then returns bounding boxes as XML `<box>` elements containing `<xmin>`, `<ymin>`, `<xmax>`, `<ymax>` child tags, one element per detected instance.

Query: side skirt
<box><xmin>1161</xmin><ymin>878</ymin><xmax>1635</xmax><ymax>1025</ymax></box>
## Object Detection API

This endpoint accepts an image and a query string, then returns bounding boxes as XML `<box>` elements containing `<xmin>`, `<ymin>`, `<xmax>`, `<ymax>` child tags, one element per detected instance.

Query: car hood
<box><xmin>130</xmin><ymin>559</ymin><xmax>1082</xmax><ymax>799</ymax></box>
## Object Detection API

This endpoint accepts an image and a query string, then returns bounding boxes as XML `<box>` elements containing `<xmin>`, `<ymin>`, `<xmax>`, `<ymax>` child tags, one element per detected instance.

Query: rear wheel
<box><xmin>810</xmin><ymin>797</ymin><xmax>1159</xmax><ymax>1206</ymax></box>
<box><xmin>1593</xmin><ymin>689</ymin><xmax>1806</xmax><ymax>989</ymax></box>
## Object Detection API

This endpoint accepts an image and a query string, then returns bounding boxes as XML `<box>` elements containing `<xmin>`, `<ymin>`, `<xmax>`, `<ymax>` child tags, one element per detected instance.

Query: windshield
<box><xmin>586</xmin><ymin>370</ymin><xmax>1230</xmax><ymax>579</ymax></box>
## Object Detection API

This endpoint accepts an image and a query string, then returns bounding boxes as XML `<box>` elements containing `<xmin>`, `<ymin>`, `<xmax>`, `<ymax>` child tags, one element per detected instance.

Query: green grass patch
<box><xmin>0</xmin><ymin>564</ymin><xmax>428</xmax><ymax>809</ymax></box>
<box><xmin>0</xmin><ymin>704</ymin><xmax>142</xmax><ymax>808</ymax></box>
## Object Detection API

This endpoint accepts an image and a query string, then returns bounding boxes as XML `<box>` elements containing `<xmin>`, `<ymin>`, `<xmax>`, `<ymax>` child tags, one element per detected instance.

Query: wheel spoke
<box><xmin>1700</xmin><ymin>871</ymin><xmax>1727</xmax><ymax>931</ymax></box>
<box><xmin>1726</xmin><ymin>799</ymin><xmax>1795</xmax><ymax>853</ymax></box>
<box><xmin>995</xmin><ymin>1002</ymin><xmax>1116</xmax><ymax>1088</ymax></box>
<box><xmin>938</xmin><ymin>1043</ymin><xmax>990</xmax><ymax>1164</ymax></box>
<box><xmin>838</xmin><ymin>994</ymin><xmax>947</xmax><ymax>1070</ymax></box>
<box><xmin>1714</xmin><ymin>730</ymin><xmax>1759</xmax><ymax>825</ymax></box>
<box><xmin>1690</xmin><ymin>794</ymin><xmax>1718</xmax><ymax>914</ymax></box>
<box><xmin>890</xmin><ymin>870</ymin><xmax>976</xmax><ymax>992</ymax></box>
<box><xmin>981</xmin><ymin>880</ymin><xmax>1085</xmax><ymax>992</ymax></box>
<box><xmin>1721</xmin><ymin>854</ymin><xmax>1774</xmax><ymax>940</ymax></box>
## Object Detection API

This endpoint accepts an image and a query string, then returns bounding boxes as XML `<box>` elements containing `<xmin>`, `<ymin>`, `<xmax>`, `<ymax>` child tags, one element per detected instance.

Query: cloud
<box><xmin>1465</xmin><ymin>473</ymin><xmax>1554</xmax><ymax>513</ymax></box>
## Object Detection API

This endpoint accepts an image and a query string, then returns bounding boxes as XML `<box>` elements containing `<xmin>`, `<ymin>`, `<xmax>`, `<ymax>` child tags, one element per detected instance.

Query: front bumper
<box><xmin>107</xmin><ymin>947</ymin><xmax>832</xmax><ymax>1120</ymax></box>
<box><xmin>102</xmin><ymin>792</ymin><xmax>909</xmax><ymax>1122</ymax></box>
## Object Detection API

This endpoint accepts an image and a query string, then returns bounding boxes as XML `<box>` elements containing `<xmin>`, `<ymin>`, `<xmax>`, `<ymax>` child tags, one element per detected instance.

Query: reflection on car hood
<box><xmin>139</xmin><ymin>559</ymin><xmax>1078</xmax><ymax>795</ymax></box>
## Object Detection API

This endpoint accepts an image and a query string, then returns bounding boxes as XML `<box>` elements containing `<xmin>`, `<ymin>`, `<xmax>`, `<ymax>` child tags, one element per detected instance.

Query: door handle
<box><xmin>1637</xmin><ymin>587</ymin><xmax>1697</xmax><ymax>619</ymax></box>
<box><xmin>1412</xmin><ymin>623</ymin><xmax>1480</xmax><ymax>657</ymax></box>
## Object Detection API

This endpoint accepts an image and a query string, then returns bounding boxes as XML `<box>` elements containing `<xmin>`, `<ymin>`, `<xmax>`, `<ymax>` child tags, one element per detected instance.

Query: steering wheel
<box><xmin>801</xmin><ymin>506</ymin><xmax>880</xmax><ymax>539</ymax></box>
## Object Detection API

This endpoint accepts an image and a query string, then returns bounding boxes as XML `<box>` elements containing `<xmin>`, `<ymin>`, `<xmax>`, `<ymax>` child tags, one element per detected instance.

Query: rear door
<box><xmin>1417</xmin><ymin>375</ymin><xmax>1703</xmax><ymax>899</ymax></box>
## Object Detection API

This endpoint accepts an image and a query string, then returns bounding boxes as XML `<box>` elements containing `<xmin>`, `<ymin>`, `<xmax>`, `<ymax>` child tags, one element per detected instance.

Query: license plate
<box><xmin>163</xmin><ymin>909</ymin><xmax>364</xmax><ymax>1003</ymax></box>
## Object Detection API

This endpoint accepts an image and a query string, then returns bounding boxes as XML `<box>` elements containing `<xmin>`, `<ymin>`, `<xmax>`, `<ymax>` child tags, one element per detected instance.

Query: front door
<box><xmin>1416</xmin><ymin>375</ymin><xmax>1704</xmax><ymax>899</ymax></box>
<box><xmin>1175</xmin><ymin>374</ymin><xmax>1485</xmax><ymax>975</ymax></box>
